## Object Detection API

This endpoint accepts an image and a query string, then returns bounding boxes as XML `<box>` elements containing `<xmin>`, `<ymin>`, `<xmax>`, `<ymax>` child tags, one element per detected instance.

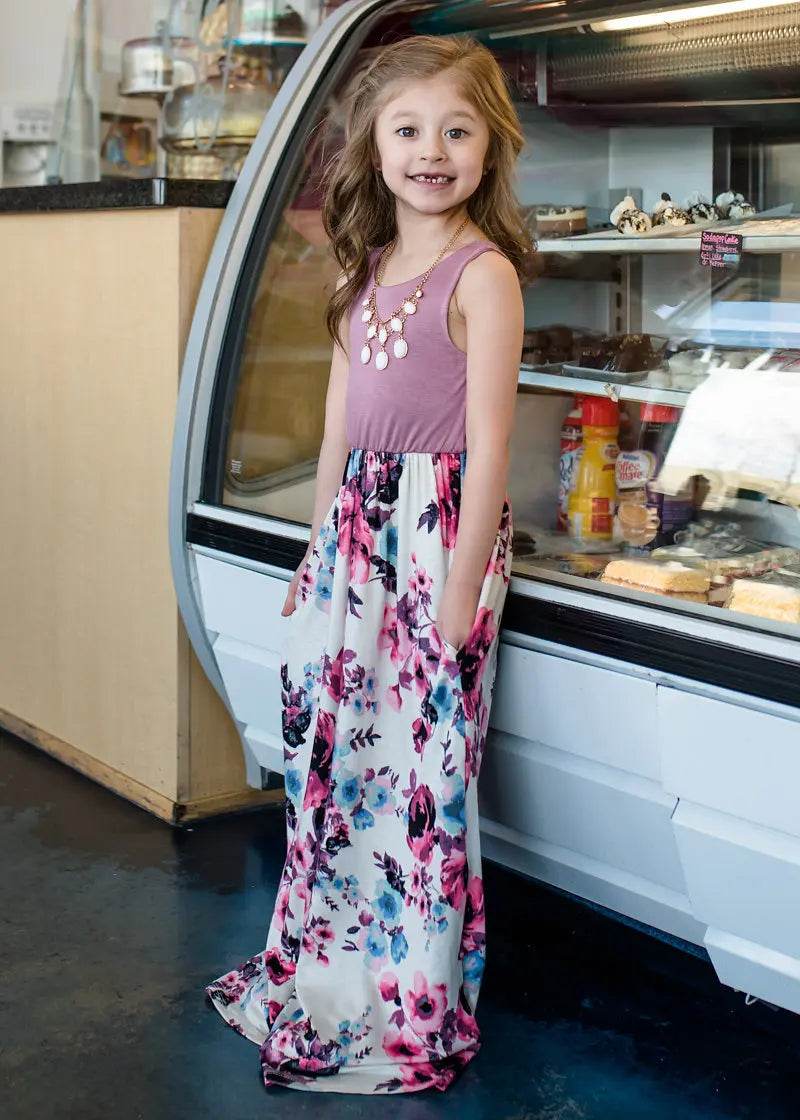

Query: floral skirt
<box><xmin>206</xmin><ymin>449</ymin><xmax>512</xmax><ymax>1094</ymax></box>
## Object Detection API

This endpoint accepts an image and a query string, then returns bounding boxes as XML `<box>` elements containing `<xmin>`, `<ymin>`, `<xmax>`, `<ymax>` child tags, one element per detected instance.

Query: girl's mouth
<box><xmin>409</xmin><ymin>174</ymin><xmax>454</xmax><ymax>186</ymax></box>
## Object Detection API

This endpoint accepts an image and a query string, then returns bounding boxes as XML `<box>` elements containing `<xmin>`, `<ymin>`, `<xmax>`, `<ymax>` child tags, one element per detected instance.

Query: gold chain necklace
<box><xmin>360</xmin><ymin>216</ymin><xmax>470</xmax><ymax>371</ymax></box>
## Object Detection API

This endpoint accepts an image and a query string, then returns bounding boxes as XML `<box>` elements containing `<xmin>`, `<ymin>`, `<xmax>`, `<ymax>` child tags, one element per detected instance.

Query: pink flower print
<box><xmin>455</xmin><ymin>999</ymin><xmax>478</xmax><ymax>1042</ymax></box>
<box><xmin>386</xmin><ymin>683</ymin><xmax>403</xmax><ymax>712</ymax></box>
<box><xmin>464</xmin><ymin>873</ymin><xmax>486</xmax><ymax>949</ymax></box>
<box><xmin>406</xmin><ymin>784</ymin><xmax>436</xmax><ymax>865</ymax></box>
<box><xmin>411</xmin><ymin>650</ymin><xmax>429</xmax><ymax>698</ymax></box>
<box><xmin>302</xmin><ymin>917</ymin><xmax>335</xmax><ymax>965</ymax></box>
<box><xmin>403</xmin><ymin>970</ymin><xmax>447</xmax><ymax>1035</ymax></box>
<box><xmin>433</xmin><ymin>454</ymin><xmax>462</xmax><ymax>549</ymax></box>
<box><xmin>267</xmin><ymin>999</ymin><xmax>283</xmax><ymax>1026</ymax></box>
<box><xmin>382</xmin><ymin>1024</ymin><xmax>426</xmax><ymax>1061</ymax></box>
<box><xmin>379</xmin><ymin>973</ymin><xmax>400</xmax><ymax>1004</ymax></box>
<box><xmin>338</xmin><ymin>481</ymin><xmax>372</xmax><ymax>585</ymax></box>
<box><xmin>302</xmin><ymin>709</ymin><xmax>335</xmax><ymax>810</ymax></box>
<box><xmin>263</xmin><ymin>947</ymin><xmax>296</xmax><ymax>987</ymax></box>
<box><xmin>441</xmin><ymin>847</ymin><xmax>468</xmax><ymax>911</ymax></box>
<box><xmin>411</xmin><ymin>716</ymin><xmax>431</xmax><ymax>757</ymax></box>
<box><xmin>408</xmin><ymin>564</ymin><xmax>432</xmax><ymax>597</ymax></box>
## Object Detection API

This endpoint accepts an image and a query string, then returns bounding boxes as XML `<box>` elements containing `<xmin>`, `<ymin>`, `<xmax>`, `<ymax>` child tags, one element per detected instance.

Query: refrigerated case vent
<box><xmin>548</xmin><ymin>8</ymin><xmax>800</xmax><ymax>101</ymax></box>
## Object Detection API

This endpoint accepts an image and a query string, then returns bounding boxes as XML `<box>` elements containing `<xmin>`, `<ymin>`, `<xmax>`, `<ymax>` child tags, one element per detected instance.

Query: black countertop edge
<box><xmin>0</xmin><ymin>178</ymin><xmax>234</xmax><ymax>213</ymax></box>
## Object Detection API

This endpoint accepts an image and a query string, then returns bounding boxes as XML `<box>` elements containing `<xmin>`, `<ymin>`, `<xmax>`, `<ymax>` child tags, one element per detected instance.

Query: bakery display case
<box><xmin>171</xmin><ymin>0</ymin><xmax>800</xmax><ymax>1020</ymax></box>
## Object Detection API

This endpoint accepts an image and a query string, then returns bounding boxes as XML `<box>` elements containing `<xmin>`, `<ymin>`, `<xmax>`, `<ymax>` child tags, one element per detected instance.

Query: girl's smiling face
<box><xmin>373</xmin><ymin>72</ymin><xmax>490</xmax><ymax>219</ymax></box>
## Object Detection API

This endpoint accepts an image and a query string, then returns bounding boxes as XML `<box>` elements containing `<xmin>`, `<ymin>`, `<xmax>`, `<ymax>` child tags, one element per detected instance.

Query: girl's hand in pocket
<box><xmin>282</xmin><ymin>553</ymin><xmax>311</xmax><ymax>617</ymax></box>
<box><xmin>438</xmin><ymin>577</ymin><xmax>480</xmax><ymax>651</ymax></box>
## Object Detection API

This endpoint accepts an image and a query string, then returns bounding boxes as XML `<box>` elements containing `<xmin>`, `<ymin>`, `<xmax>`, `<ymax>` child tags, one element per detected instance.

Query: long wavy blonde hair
<box><xmin>322</xmin><ymin>35</ymin><xmax>533</xmax><ymax>345</ymax></box>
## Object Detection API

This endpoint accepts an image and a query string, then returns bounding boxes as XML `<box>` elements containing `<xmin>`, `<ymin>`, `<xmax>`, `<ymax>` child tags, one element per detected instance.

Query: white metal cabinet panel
<box><xmin>492</xmin><ymin>644</ymin><xmax>660</xmax><ymax>780</ymax></box>
<box><xmin>705</xmin><ymin>928</ymin><xmax>800</xmax><ymax>1015</ymax></box>
<box><xmin>195</xmin><ymin>553</ymin><xmax>288</xmax><ymax>653</ymax></box>
<box><xmin>480</xmin><ymin>731</ymin><xmax>686</xmax><ymax>892</ymax></box>
<box><xmin>243</xmin><ymin>725</ymin><xmax>285</xmax><ymax>774</ymax></box>
<box><xmin>212</xmin><ymin>635</ymin><xmax>283</xmax><ymax>739</ymax></box>
<box><xmin>658</xmin><ymin>686</ymin><xmax>800</xmax><ymax>838</ymax></box>
<box><xmin>673</xmin><ymin>801</ymin><xmax>800</xmax><ymax>960</ymax></box>
<box><xmin>480</xmin><ymin>816</ymin><xmax>704</xmax><ymax>945</ymax></box>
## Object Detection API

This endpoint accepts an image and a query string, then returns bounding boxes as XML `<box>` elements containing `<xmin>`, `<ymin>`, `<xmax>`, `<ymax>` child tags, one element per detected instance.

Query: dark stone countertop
<box><xmin>0</xmin><ymin>178</ymin><xmax>234</xmax><ymax>213</ymax></box>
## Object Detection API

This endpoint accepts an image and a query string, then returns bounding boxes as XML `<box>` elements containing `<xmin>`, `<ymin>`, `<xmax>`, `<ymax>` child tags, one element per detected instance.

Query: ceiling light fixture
<box><xmin>590</xmin><ymin>0</ymin><xmax>797</xmax><ymax>33</ymax></box>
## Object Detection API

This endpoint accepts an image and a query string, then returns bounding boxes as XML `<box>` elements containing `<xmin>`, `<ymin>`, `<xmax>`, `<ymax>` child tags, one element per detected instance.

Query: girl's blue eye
<box><xmin>397</xmin><ymin>127</ymin><xmax>415</xmax><ymax>138</ymax></box>
<box><xmin>446</xmin><ymin>129</ymin><xmax>466</xmax><ymax>139</ymax></box>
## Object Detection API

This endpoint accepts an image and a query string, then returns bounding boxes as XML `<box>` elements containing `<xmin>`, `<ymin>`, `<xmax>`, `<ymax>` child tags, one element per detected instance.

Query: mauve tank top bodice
<box><xmin>346</xmin><ymin>240</ymin><xmax>502</xmax><ymax>453</ymax></box>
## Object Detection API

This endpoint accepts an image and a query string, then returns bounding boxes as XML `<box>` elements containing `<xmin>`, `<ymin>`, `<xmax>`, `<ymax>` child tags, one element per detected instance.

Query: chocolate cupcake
<box><xmin>610</xmin><ymin>195</ymin><xmax>652</xmax><ymax>236</ymax></box>
<box><xmin>653</xmin><ymin>192</ymin><xmax>692</xmax><ymax>227</ymax></box>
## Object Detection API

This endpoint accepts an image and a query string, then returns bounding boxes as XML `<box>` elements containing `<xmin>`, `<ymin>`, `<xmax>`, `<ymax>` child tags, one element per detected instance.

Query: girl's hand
<box><xmin>281</xmin><ymin>553</ymin><xmax>311</xmax><ymax>617</ymax></box>
<box><xmin>438</xmin><ymin>577</ymin><xmax>480</xmax><ymax>652</ymax></box>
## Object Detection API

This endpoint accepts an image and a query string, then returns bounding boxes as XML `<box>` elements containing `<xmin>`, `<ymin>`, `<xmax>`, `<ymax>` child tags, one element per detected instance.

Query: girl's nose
<box><xmin>421</xmin><ymin>136</ymin><xmax>446</xmax><ymax>162</ymax></box>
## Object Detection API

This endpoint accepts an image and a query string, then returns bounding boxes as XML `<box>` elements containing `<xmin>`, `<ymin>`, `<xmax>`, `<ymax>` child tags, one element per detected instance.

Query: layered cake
<box><xmin>601</xmin><ymin>558</ymin><xmax>710</xmax><ymax>603</ymax></box>
<box><xmin>527</xmin><ymin>205</ymin><xmax>588</xmax><ymax>237</ymax></box>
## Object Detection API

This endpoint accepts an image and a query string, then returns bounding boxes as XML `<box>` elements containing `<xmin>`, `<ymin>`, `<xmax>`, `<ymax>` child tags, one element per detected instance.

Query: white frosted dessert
<box><xmin>610</xmin><ymin>195</ymin><xmax>652</xmax><ymax>235</ymax></box>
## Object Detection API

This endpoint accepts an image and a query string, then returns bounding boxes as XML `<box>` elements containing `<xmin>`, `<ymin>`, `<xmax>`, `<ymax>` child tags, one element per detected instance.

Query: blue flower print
<box><xmin>385</xmin><ymin>524</ymin><xmax>398</xmax><ymax>567</ymax></box>
<box><xmin>351</xmin><ymin>694</ymin><xmax>366</xmax><ymax>716</ymax></box>
<box><xmin>365</xmin><ymin>924</ymin><xmax>387</xmax><ymax>960</ymax></box>
<box><xmin>372</xmin><ymin>881</ymin><xmax>403</xmax><ymax>923</ymax></box>
<box><xmin>430</xmin><ymin>678</ymin><xmax>455</xmax><ymax>722</ymax></box>
<box><xmin>462</xmin><ymin>949</ymin><xmax>484</xmax><ymax>989</ymax></box>
<box><xmin>333</xmin><ymin>770</ymin><xmax>360</xmax><ymax>809</ymax></box>
<box><xmin>390</xmin><ymin>930</ymin><xmax>408</xmax><ymax>965</ymax></box>
<box><xmin>365</xmin><ymin>777</ymin><xmax>394</xmax><ymax>813</ymax></box>
<box><xmin>285</xmin><ymin>767</ymin><xmax>303</xmax><ymax>806</ymax></box>
<box><xmin>322</xmin><ymin>529</ymin><xmax>337</xmax><ymax>566</ymax></box>
<box><xmin>440</xmin><ymin>774</ymin><xmax>466</xmax><ymax>834</ymax></box>
<box><xmin>363</xmin><ymin>670</ymin><xmax>378</xmax><ymax>699</ymax></box>
<box><xmin>432</xmin><ymin>901</ymin><xmax>449</xmax><ymax>932</ymax></box>
<box><xmin>316</xmin><ymin>568</ymin><xmax>333</xmax><ymax>602</ymax></box>
<box><xmin>353</xmin><ymin>807</ymin><xmax>375</xmax><ymax>831</ymax></box>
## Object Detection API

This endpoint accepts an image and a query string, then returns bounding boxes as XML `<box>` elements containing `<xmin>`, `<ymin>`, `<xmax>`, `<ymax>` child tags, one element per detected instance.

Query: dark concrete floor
<box><xmin>3</xmin><ymin>730</ymin><xmax>800</xmax><ymax>1120</ymax></box>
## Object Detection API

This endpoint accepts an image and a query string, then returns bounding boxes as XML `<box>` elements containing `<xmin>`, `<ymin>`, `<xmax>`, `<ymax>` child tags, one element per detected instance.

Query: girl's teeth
<box><xmin>415</xmin><ymin>175</ymin><xmax>450</xmax><ymax>183</ymax></box>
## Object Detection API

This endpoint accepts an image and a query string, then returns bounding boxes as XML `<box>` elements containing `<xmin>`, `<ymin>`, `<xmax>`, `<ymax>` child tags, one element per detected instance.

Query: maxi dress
<box><xmin>206</xmin><ymin>240</ymin><xmax>513</xmax><ymax>1094</ymax></box>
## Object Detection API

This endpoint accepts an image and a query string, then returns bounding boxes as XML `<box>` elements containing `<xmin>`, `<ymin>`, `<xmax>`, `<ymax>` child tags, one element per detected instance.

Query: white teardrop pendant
<box><xmin>361</xmin><ymin>309</ymin><xmax>372</xmax><ymax>323</ymax></box>
<box><xmin>378</xmin><ymin>326</ymin><xmax>388</xmax><ymax>344</ymax></box>
<box><xmin>361</xmin><ymin>344</ymin><xmax>371</xmax><ymax>364</ymax></box>
<box><xmin>367</xmin><ymin>325</ymin><xmax>377</xmax><ymax>339</ymax></box>
<box><xmin>403</xmin><ymin>301</ymin><xmax>416</xmax><ymax>315</ymax></box>
<box><xmin>375</xmin><ymin>350</ymin><xmax>389</xmax><ymax>371</ymax></box>
<box><xmin>390</xmin><ymin>317</ymin><xmax>403</xmax><ymax>332</ymax></box>
<box><xmin>393</xmin><ymin>337</ymin><xmax>408</xmax><ymax>359</ymax></box>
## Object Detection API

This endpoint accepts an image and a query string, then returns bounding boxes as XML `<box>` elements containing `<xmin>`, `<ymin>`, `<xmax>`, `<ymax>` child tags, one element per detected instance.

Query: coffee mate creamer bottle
<box><xmin>615</xmin><ymin>404</ymin><xmax>692</xmax><ymax>548</ymax></box>
<box><xmin>568</xmin><ymin>396</ymin><xmax>619</xmax><ymax>540</ymax></box>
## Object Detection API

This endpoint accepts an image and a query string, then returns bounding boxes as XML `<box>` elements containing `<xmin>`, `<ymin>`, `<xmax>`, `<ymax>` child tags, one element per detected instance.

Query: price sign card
<box><xmin>699</xmin><ymin>229</ymin><xmax>743</xmax><ymax>268</ymax></box>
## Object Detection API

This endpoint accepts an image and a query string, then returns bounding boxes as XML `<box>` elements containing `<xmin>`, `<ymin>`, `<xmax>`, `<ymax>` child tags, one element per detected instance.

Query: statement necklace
<box><xmin>360</xmin><ymin>216</ymin><xmax>470</xmax><ymax>371</ymax></box>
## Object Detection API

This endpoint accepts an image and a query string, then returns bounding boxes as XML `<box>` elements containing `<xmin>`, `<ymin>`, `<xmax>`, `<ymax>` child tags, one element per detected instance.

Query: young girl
<box><xmin>207</xmin><ymin>34</ymin><xmax>529</xmax><ymax>1095</ymax></box>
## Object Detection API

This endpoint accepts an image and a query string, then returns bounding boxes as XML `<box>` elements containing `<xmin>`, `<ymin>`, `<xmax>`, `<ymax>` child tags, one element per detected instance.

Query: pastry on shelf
<box><xmin>521</xmin><ymin>324</ymin><xmax>584</xmax><ymax>366</ymax></box>
<box><xmin>715</xmin><ymin>190</ymin><xmax>757</xmax><ymax>220</ymax></box>
<box><xmin>601</xmin><ymin>558</ymin><xmax>710</xmax><ymax>603</ymax></box>
<box><xmin>652</xmin><ymin>193</ymin><xmax>692</xmax><ymax>228</ymax></box>
<box><xmin>526</xmin><ymin>204</ymin><xmax>588</xmax><ymax>238</ymax></box>
<box><xmin>610</xmin><ymin>195</ymin><xmax>652</xmax><ymax>235</ymax></box>
<box><xmin>577</xmin><ymin>333</ymin><xmax>666</xmax><ymax>374</ymax></box>
<box><xmin>727</xmin><ymin>577</ymin><xmax>800</xmax><ymax>623</ymax></box>
<box><xmin>683</xmin><ymin>191</ymin><xmax>720</xmax><ymax>224</ymax></box>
